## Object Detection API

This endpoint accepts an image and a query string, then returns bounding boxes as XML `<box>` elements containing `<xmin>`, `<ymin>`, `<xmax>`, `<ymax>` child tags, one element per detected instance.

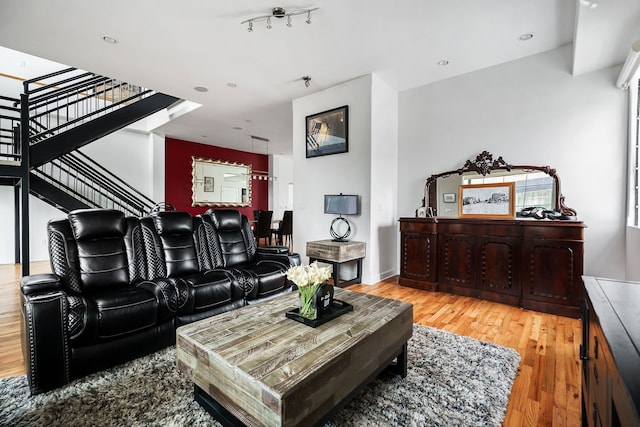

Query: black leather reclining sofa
<box><xmin>20</xmin><ymin>208</ymin><xmax>300</xmax><ymax>394</ymax></box>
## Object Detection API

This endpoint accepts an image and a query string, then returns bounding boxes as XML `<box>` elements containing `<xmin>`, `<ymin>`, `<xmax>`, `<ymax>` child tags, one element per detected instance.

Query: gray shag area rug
<box><xmin>0</xmin><ymin>324</ymin><xmax>520</xmax><ymax>427</ymax></box>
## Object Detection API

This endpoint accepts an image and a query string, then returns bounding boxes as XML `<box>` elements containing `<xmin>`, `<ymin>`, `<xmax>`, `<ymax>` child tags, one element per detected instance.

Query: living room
<box><xmin>1</xmin><ymin>1</ymin><xmax>640</xmax><ymax>426</ymax></box>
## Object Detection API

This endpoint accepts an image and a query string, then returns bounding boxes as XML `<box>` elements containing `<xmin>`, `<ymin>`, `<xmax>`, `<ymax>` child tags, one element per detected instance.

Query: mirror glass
<box><xmin>435</xmin><ymin>170</ymin><xmax>555</xmax><ymax>218</ymax></box>
<box><xmin>191</xmin><ymin>156</ymin><xmax>251</xmax><ymax>207</ymax></box>
<box><xmin>423</xmin><ymin>151</ymin><xmax>576</xmax><ymax>219</ymax></box>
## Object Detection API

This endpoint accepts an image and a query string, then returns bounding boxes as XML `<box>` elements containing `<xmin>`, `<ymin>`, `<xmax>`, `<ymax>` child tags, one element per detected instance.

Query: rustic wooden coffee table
<box><xmin>176</xmin><ymin>288</ymin><xmax>413</xmax><ymax>427</ymax></box>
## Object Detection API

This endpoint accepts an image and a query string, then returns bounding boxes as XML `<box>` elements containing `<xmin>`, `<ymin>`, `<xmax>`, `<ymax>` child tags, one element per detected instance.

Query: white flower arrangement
<box><xmin>286</xmin><ymin>262</ymin><xmax>332</xmax><ymax>319</ymax></box>
<box><xmin>286</xmin><ymin>261</ymin><xmax>332</xmax><ymax>288</ymax></box>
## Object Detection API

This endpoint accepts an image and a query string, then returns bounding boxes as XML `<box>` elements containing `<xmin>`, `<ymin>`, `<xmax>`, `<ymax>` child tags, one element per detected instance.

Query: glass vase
<box><xmin>298</xmin><ymin>283</ymin><xmax>320</xmax><ymax>320</ymax></box>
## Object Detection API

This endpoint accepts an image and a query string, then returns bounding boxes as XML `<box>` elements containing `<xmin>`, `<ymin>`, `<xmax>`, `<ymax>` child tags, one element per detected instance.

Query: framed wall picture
<box><xmin>458</xmin><ymin>182</ymin><xmax>515</xmax><ymax>218</ymax></box>
<box><xmin>305</xmin><ymin>105</ymin><xmax>348</xmax><ymax>158</ymax></box>
<box><xmin>443</xmin><ymin>193</ymin><xmax>456</xmax><ymax>203</ymax></box>
<box><xmin>203</xmin><ymin>176</ymin><xmax>214</xmax><ymax>192</ymax></box>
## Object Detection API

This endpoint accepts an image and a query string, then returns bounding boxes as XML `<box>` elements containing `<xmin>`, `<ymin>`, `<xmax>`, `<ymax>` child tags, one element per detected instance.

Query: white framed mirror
<box><xmin>191</xmin><ymin>156</ymin><xmax>252</xmax><ymax>207</ymax></box>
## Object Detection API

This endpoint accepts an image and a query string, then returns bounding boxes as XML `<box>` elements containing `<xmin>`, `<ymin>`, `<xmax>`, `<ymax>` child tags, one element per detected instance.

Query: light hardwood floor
<box><xmin>0</xmin><ymin>262</ymin><xmax>582</xmax><ymax>426</ymax></box>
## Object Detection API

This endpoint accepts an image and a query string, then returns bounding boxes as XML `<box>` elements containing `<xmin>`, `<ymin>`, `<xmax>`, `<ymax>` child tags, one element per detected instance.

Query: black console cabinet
<box><xmin>581</xmin><ymin>276</ymin><xmax>640</xmax><ymax>427</ymax></box>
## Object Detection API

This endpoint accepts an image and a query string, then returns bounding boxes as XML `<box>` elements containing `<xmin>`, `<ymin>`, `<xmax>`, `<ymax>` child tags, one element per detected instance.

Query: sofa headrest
<box><xmin>150</xmin><ymin>211</ymin><xmax>193</xmax><ymax>235</ymax></box>
<box><xmin>206</xmin><ymin>209</ymin><xmax>242</xmax><ymax>230</ymax></box>
<box><xmin>68</xmin><ymin>209</ymin><xmax>126</xmax><ymax>240</ymax></box>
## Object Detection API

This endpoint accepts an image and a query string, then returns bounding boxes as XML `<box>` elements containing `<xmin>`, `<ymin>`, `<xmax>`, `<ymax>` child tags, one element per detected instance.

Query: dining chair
<box><xmin>254</xmin><ymin>210</ymin><xmax>273</xmax><ymax>246</ymax></box>
<box><xmin>273</xmin><ymin>210</ymin><xmax>292</xmax><ymax>250</ymax></box>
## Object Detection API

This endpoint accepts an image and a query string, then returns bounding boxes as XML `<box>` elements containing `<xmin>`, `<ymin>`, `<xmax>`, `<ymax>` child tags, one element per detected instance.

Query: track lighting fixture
<box><xmin>302</xmin><ymin>76</ymin><xmax>311</xmax><ymax>87</ymax></box>
<box><xmin>241</xmin><ymin>7</ymin><xmax>318</xmax><ymax>32</ymax></box>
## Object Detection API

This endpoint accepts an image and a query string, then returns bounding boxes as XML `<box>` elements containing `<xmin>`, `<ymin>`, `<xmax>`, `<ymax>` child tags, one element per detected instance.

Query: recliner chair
<box><xmin>199</xmin><ymin>209</ymin><xmax>299</xmax><ymax>302</ymax></box>
<box><xmin>21</xmin><ymin>209</ymin><xmax>176</xmax><ymax>394</ymax></box>
<box><xmin>140</xmin><ymin>211</ymin><xmax>245</xmax><ymax>326</ymax></box>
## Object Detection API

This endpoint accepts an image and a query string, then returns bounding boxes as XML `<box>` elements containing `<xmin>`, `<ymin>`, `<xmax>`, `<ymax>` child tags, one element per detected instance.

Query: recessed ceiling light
<box><xmin>227</xmin><ymin>82</ymin><xmax>237</xmax><ymax>88</ymax></box>
<box><xmin>102</xmin><ymin>36</ymin><xmax>118</xmax><ymax>45</ymax></box>
<box><xmin>518</xmin><ymin>33</ymin><xmax>534</xmax><ymax>41</ymax></box>
<box><xmin>194</xmin><ymin>86</ymin><xmax>209</xmax><ymax>92</ymax></box>
<box><xmin>580</xmin><ymin>0</ymin><xmax>598</xmax><ymax>8</ymax></box>
<box><xmin>437</xmin><ymin>60</ymin><xmax>449</xmax><ymax>66</ymax></box>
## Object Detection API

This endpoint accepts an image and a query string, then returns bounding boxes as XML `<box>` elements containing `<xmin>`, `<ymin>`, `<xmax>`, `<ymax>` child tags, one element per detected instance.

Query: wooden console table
<box><xmin>306</xmin><ymin>239</ymin><xmax>366</xmax><ymax>287</ymax></box>
<box><xmin>399</xmin><ymin>217</ymin><xmax>585</xmax><ymax>318</ymax></box>
<box><xmin>581</xmin><ymin>276</ymin><xmax>640</xmax><ymax>426</ymax></box>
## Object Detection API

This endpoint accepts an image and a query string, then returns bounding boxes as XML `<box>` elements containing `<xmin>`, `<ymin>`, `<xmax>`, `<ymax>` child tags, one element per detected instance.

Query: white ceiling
<box><xmin>0</xmin><ymin>0</ymin><xmax>638</xmax><ymax>156</ymax></box>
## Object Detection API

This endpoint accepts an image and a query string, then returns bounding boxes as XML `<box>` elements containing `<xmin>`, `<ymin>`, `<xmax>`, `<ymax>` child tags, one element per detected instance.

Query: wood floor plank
<box><xmin>0</xmin><ymin>263</ymin><xmax>582</xmax><ymax>425</ymax></box>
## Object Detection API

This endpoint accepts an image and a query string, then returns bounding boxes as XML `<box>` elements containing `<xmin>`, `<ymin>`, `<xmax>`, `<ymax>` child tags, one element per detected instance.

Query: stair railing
<box><xmin>22</xmin><ymin>68</ymin><xmax>153</xmax><ymax>146</ymax></box>
<box><xmin>32</xmin><ymin>150</ymin><xmax>156</xmax><ymax>217</ymax></box>
<box><xmin>0</xmin><ymin>95</ymin><xmax>21</xmax><ymax>163</ymax></box>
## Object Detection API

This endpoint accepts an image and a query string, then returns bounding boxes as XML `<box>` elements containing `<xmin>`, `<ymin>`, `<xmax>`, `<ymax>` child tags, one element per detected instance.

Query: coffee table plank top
<box><xmin>177</xmin><ymin>288</ymin><xmax>413</xmax><ymax>427</ymax></box>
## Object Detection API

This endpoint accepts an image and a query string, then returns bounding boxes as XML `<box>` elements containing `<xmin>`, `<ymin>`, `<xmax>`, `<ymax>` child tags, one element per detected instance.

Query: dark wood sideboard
<box><xmin>398</xmin><ymin>217</ymin><xmax>585</xmax><ymax>318</ymax></box>
<box><xmin>581</xmin><ymin>277</ymin><xmax>640</xmax><ymax>427</ymax></box>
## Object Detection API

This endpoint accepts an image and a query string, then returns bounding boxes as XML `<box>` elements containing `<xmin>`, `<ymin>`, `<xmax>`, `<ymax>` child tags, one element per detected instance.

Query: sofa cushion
<box><xmin>151</xmin><ymin>211</ymin><xmax>193</xmax><ymax>235</ymax></box>
<box><xmin>149</xmin><ymin>212</ymin><xmax>200</xmax><ymax>277</ymax></box>
<box><xmin>205</xmin><ymin>210</ymin><xmax>252</xmax><ymax>267</ymax></box>
<box><xmin>91</xmin><ymin>287</ymin><xmax>158</xmax><ymax>339</ymax></box>
<box><xmin>69</xmin><ymin>209</ymin><xmax>126</xmax><ymax>240</ymax></box>
<box><xmin>179</xmin><ymin>270</ymin><xmax>241</xmax><ymax>313</ymax></box>
<box><xmin>65</xmin><ymin>209</ymin><xmax>130</xmax><ymax>291</ymax></box>
<box><xmin>76</xmin><ymin>238</ymin><xmax>129</xmax><ymax>291</ymax></box>
<box><xmin>210</xmin><ymin>209</ymin><xmax>243</xmax><ymax>230</ymax></box>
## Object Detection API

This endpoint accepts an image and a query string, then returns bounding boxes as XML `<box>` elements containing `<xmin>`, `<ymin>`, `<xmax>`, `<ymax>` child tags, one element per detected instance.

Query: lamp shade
<box><xmin>324</xmin><ymin>194</ymin><xmax>359</xmax><ymax>215</ymax></box>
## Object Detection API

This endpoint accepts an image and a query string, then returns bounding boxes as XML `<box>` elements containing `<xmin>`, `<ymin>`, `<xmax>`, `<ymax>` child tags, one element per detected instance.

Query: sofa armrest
<box><xmin>21</xmin><ymin>273</ymin><xmax>62</xmax><ymax>296</ymax></box>
<box><xmin>257</xmin><ymin>246</ymin><xmax>289</xmax><ymax>255</ymax></box>
<box><xmin>288</xmin><ymin>253</ymin><xmax>301</xmax><ymax>267</ymax></box>
<box><xmin>256</xmin><ymin>251</ymin><xmax>301</xmax><ymax>268</ymax></box>
<box><xmin>136</xmin><ymin>278</ymin><xmax>181</xmax><ymax>322</ymax></box>
<box><xmin>21</xmin><ymin>289</ymin><xmax>70</xmax><ymax>394</ymax></box>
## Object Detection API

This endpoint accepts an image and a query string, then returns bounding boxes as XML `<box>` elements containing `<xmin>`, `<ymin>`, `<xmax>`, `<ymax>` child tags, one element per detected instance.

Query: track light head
<box><xmin>241</xmin><ymin>7</ymin><xmax>318</xmax><ymax>32</ymax></box>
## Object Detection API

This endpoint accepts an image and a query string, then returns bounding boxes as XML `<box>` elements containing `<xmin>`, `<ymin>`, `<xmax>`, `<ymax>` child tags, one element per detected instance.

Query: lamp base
<box><xmin>330</xmin><ymin>217</ymin><xmax>351</xmax><ymax>241</ymax></box>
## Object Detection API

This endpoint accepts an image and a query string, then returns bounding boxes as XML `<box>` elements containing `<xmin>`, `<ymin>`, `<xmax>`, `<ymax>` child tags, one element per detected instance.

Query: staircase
<box><xmin>0</xmin><ymin>66</ymin><xmax>181</xmax><ymax>273</ymax></box>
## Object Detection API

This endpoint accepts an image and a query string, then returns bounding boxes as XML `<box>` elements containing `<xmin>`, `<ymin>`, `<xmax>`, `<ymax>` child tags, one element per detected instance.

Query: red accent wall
<box><xmin>165</xmin><ymin>137</ymin><xmax>268</xmax><ymax>217</ymax></box>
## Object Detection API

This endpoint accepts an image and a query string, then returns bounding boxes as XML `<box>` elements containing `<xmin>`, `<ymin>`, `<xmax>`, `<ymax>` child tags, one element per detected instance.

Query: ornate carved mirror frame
<box><xmin>191</xmin><ymin>156</ymin><xmax>252</xmax><ymax>207</ymax></box>
<box><xmin>422</xmin><ymin>151</ymin><xmax>577</xmax><ymax>218</ymax></box>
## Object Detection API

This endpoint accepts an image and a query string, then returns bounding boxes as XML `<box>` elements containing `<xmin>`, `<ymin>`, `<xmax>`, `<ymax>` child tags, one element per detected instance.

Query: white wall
<box><xmin>292</xmin><ymin>75</ymin><xmax>374</xmax><ymax>281</ymax></box>
<box><xmin>151</xmin><ymin>132</ymin><xmax>166</xmax><ymax>201</ymax></box>
<box><xmin>270</xmin><ymin>154</ymin><xmax>294</xmax><ymax>220</ymax></box>
<box><xmin>79</xmin><ymin>129</ymin><xmax>155</xmax><ymax>198</ymax></box>
<box><xmin>292</xmin><ymin>74</ymin><xmax>399</xmax><ymax>284</ymax></box>
<box><xmin>0</xmin><ymin>186</ymin><xmax>63</xmax><ymax>263</ymax></box>
<box><xmin>399</xmin><ymin>45</ymin><xmax>627</xmax><ymax>279</ymax></box>
<box><xmin>369</xmin><ymin>75</ymin><xmax>399</xmax><ymax>282</ymax></box>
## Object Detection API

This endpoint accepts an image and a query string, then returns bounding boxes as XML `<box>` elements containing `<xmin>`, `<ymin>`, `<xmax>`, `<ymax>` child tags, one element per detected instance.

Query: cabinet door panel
<box><xmin>479</xmin><ymin>239</ymin><xmax>520</xmax><ymax>296</ymax></box>
<box><xmin>524</xmin><ymin>243</ymin><xmax>577</xmax><ymax>303</ymax></box>
<box><xmin>401</xmin><ymin>233</ymin><xmax>434</xmax><ymax>281</ymax></box>
<box><xmin>439</xmin><ymin>235</ymin><xmax>473</xmax><ymax>288</ymax></box>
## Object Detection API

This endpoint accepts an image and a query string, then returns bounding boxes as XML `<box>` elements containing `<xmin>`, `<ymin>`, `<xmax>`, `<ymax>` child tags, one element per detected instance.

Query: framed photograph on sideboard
<box><xmin>458</xmin><ymin>182</ymin><xmax>515</xmax><ymax>218</ymax></box>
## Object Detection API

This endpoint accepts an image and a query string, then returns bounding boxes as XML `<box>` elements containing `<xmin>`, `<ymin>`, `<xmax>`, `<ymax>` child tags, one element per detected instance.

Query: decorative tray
<box><xmin>285</xmin><ymin>299</ymin><xmax>353</xmax><ymax>328</ymax></box>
